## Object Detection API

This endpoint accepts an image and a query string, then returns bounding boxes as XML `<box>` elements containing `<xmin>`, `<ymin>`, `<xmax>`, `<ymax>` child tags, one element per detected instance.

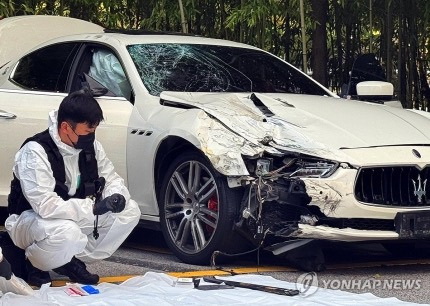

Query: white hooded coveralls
<box><xmin>5</xmin><ymin>110</ymin><xmax>141</xmax><ymax>271</ymax></box>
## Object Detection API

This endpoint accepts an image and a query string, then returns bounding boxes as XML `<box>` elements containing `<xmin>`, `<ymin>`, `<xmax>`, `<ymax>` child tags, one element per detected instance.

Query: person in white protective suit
<box><xmin>5</xmin><ymin>90</ymin><xmax>141</xmax><ymax>287</ymax></box>
<box><xmin>0</xmin><ymin>248</ymin><xmax>12</xmax><ymax>281</ymax></box>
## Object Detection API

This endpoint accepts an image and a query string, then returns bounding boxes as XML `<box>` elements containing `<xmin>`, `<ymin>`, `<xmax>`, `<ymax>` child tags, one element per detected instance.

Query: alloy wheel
<box><xmin>164</xmin><ymin>160</ymin><xmax>220</xmax><ymax>254</ymax></box>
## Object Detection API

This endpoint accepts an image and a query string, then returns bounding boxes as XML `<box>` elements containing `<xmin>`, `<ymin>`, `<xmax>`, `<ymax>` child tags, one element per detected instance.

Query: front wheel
<box><xmin>159</xmin><ymin>151</ymin><xmax>243</xmax><ymax>265</ymax></box>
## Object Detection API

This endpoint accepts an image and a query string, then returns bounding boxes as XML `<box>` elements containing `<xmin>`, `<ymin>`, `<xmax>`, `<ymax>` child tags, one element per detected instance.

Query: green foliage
<box><xmin>2</xmin><ymin>0</ymin><xmax>430</xmax><ymax>108</ymax></box>
<box><xmin>226</xmin><ymin>0</ymin><xmax>280</xmax><ymax>28</ymax></box>
<box><xmin>0</xmin><ymin>0</ymin><xmax>15</xmax><ymax>17</ymax></box>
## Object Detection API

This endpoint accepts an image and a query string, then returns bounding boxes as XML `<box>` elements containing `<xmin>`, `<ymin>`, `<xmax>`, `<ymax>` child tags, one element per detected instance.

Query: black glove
<box><xmin>93</xmin><ymin>193</ymin><xmax>126</xmax><ymax>215</ymax></box>
<box><xmin>0</xmin><ymin>257</ymin><xmax>12</xmax><ymax>280</ymax></box>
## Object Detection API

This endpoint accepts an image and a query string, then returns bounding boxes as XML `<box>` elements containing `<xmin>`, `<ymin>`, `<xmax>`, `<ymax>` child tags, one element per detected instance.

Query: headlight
<box><xmin>248</xmin><ymin>156</ymin><xmax>338</xmax><ymax>178</ymax></box>
<box><xmin>290</xmin><ymin>160</ymin><xmax>338</xmax><ymax>178</ymax></box>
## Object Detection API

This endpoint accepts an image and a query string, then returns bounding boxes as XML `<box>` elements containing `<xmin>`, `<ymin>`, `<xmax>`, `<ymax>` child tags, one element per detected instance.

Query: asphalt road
<box><xmin>77</xmin><ymin>227</ymin><xmax>430</xmax><ymax>305</ymax></box>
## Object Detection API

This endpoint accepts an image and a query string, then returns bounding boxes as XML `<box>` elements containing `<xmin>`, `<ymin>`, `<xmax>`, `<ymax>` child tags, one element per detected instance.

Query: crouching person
<box><xmin>0</xmin><ymin>248</ymin><xmax>12</xmax><ymax>281</ymax></box>
<box><xmin>5</xmin><ymin>90</ymin><xmax>141</xmax><ymax>287</ymax></box>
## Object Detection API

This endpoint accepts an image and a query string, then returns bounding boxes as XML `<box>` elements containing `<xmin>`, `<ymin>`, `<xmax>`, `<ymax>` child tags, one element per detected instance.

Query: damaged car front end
<box><xmin>125</xmin><ymin>39</ymin><xmax>430</xmax><ymax>269</ymax></box>
<box><xmin>158</xmin><ymin>88</ymin><xmax>430</xmax><ymax>269</ymax></box>
<box><xmin>236</xmin><ymin>154</ymin><xmax>339</xmax><ymax>242</ymax></box>
<box><xmin>235</xmin><ymin>153</ymin><xmax>342</xmax><ymax>270</ymax></box>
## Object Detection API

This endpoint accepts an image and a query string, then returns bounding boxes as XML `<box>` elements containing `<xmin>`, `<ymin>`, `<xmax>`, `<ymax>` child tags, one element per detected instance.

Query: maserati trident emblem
<box><xmin>412</xmin><ymin>175</ymin><xmax>427</xmax><ymax>203</ymax></box>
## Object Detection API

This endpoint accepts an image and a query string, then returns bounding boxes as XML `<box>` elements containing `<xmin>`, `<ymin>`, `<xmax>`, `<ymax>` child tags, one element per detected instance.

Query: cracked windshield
<box><xmin>127</xmin><ymin>44</ymin><xmax>328</xmax><ymax>96</ymax></box>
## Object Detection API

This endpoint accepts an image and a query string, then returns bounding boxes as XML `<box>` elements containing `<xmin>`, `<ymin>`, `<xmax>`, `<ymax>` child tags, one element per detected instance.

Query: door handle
<box><xmin>0</xmin><ymin>110</ymin><xmax>16</xmax><ymax>119</ymax></box>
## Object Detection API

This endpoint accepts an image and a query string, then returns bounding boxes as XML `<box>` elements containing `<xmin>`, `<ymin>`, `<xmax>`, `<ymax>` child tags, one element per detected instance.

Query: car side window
<box><xmin>86</xmin><ymin>48</ymin><xmax>132</xmax><ymax>100</ymax></box>
<box><xmin>11</xmin><ymin>42</ymin><xmax>80</xmax><ymax>93</ymax></box>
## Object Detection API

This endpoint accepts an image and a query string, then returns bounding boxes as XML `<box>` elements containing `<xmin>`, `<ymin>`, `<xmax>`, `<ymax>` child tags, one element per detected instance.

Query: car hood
<box><xmin>160</xmin><ymin>92</ymin><xmax>430</xmax><ymax>160</ymax></box>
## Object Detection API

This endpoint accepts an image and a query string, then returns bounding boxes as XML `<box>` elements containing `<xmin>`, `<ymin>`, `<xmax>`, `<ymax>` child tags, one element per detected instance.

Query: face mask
<box><xmin>67</xmin><ymin>124</ymin><xmax>96</xmax><ymax>150</ymax></box>
<box><xmin>74</xmin><ymin>132</ymin><xmax>95</xmax><ymax>150</ymax></box>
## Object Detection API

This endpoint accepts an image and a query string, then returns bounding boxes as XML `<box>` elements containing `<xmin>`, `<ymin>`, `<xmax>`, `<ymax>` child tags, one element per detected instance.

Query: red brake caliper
<box><xmin>206</xmin><ymin>195</ymin><xmax>218</xmax><ymax>234</ymax></box>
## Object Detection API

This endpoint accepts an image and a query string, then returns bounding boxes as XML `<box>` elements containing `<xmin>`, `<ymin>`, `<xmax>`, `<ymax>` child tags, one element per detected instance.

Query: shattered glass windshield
<box><xmin>127</xmin><ymin>44</ymin><xmax>329</xmax><ymax>96</ymax></box>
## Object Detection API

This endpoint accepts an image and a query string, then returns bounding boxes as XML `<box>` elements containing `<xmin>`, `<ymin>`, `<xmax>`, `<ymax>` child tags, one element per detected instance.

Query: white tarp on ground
<box><xmin>0</xmin><ymin>272</ymin><xmax>423</xmax><ymax>306</ymax></box>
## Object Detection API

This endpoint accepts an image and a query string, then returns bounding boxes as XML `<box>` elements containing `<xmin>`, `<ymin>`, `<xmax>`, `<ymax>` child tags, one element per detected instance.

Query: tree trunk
<box><xmin>240</xmin><ymin>0</ymin><xmax>245</xmax><ymax>42</ymax></box>
<box><xmin>419</xmin><ymin>31</ymin><xmax>430</xmax><ymax>110</ymax></box>
<box><xmin>220</xmin><ymin>0</ymin><xmax>227</xmax><ymax>39</ymax></box>
<box><xmin>282</xmin><ymin>0</ymin><xmax>291</xmax><ymax>62</ymax></box>
<box><xmin>69</xmin><ymin>1</ymin><xmax>81</xmax><ymax>19</ymax></box>
<box><xmin>334</xmin><ymin>0</ymin><xmax>344</xmax><ymax>88</ymax></box>
<box><xmin>45</xmin><ymin>0</ymin><xmax>55</xmax><ymax>14</ymax></box>
<box><xmin>273</xmin><ymin>15</ymin><xmax>280</xmax><ymax>55</ymax></box>
<box><xmin>398</xmin><ymin>0</ymin><xmax>407</xmax><ymax>107</ymax></box>
<box><xmin>178</xmin><ymin>0</ymin><xmax>187</xmax><ymax>33</ymax></box>
<box><xmin>58</xmin><ymin>0</ymin><xmax>64</xmax><ymax>16</ymax></box>
<box><xmin>195</xmin><ymin>0</ymin><xmax>202</xmax><ymax>35</ymax></box>
<box><xmin>407</xmin><ymin>0</ymin><xmax>419</xmax><ymax>109</ymax></box>
<box><xmin>284</xmin><ymin>10</ymin><xmax>290</xmax><ymax>62</ymax></box>
<box><xmin>419</xmin><ymin>59</ymin><xmax>430</xmax><ymax>111</ymax></box>
<box><xmin>344</xmin><ymin>0</ymin><xmax>353</xmax><ymax>84</ymax></box>
<box><xmin>206</xmin><ymin>1</ymin><xmax>216</xmax><ymax>38</ymax></box>
<box><xmin>260</xmin><ymin>11</ymin><xmax>266</xmax><ymax>49</ymax></box>
<box><xmin>311</xmin><ymin>0</ymin><xmax>328</xmax><ymax>86</ymax></box>
<box><xmin>385</xmin><ymin>0</ymin><xmax>393</xmax><ymax>82</ymax></box>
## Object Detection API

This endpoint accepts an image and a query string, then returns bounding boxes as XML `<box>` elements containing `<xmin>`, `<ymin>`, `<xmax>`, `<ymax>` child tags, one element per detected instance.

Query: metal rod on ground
<box><xmin>203</xmin><ymin>277</ymin><xmax>300</xmax><ymax>296</ymax></box>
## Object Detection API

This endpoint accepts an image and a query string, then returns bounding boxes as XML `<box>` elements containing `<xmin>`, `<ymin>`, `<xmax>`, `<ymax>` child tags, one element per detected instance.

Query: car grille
<box><xmin>355</xmin><ymin>166</ymin><xmax>430</xmax><ymax>206</ymax></box>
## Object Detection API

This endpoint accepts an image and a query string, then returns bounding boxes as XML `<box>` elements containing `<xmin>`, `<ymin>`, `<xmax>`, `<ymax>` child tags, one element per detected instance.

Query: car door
<box><xmin>0</xmin><ymin>41</ymin><xmax>134</xmax><ymax>207</ymax></box>
<box><xmin>0</xmin><ymin>42</ymin><xmax>81</xmax><ymax>206</ymax></box>
<box><xmin>68</xmin><ymin>43</ymin><xmax>134</xmax><ymax>186</ymax></box>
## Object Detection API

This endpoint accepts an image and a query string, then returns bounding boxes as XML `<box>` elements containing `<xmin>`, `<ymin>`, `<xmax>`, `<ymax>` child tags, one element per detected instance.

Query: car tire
<box><xmin>159</xmin><ymin>150</ymin><xmax>243</xmax><ymax>265</ymax></box>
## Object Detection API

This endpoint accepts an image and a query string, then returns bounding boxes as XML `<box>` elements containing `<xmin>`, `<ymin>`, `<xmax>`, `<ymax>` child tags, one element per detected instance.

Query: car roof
<box><xmin>0</xmin><ymin>15</ymin><xmax>103</xmax><ymax>67</ymax></box>
<box><xmin>1</xmin><ymin>16</ymin><xmax>261</xmax><ymax>66</ymax></box>
<box><xmin>38</xmin><ymin>31</ymin><xmax>261</xmax><ymax>51</ymax></box>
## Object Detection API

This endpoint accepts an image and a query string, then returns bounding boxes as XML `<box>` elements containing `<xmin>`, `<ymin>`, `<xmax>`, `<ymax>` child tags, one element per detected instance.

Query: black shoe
<box><xmin>53</xmin><ymin>257</ymin><xmax>99</xmax><ymax>284</ymax></box>
<box><xmin>25</xmin><ymin>260</ymin><xmax>51</xmax><ymax>287</ymax></box>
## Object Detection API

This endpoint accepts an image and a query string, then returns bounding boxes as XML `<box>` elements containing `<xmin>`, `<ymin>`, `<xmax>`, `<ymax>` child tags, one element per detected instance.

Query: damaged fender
<box><xmin>195</xmin><ymin>112</ymin><xmax>262</xmax><ymax>176</ymax></box>
<box><xmin>159</xmin><ymin>91</ymin><xmax>347</xmax><ymax>177</ymax></box>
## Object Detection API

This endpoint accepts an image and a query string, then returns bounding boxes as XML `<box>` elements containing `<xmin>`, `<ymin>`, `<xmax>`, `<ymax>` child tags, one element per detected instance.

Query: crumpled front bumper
<box><xmin>302</xmin><ymin>167</ymin><xmax>430</xmax><ymax>219</ymax></box>
<box><xmin>235</xmin><ymin>158</ymin><xmax>430</xmax><ymax>247</ymax></box>
<box><xmin>292</xmin><ymin>224</ymin><xmax>399</xmax><ymax>241</ymax></box>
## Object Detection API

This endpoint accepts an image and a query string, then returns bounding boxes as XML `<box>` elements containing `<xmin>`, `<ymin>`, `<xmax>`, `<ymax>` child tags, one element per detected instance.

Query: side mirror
<box><xmin>356</xmin><ymin>81</ymin><xmax>393</xmax><ymax>102</ymax></box>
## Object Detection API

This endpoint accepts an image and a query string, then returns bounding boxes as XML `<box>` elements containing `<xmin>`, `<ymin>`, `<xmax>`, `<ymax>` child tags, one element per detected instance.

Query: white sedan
<box><xmin>1</xmin><ymin>15</ymin><xmax>430</xmax><ymax>268</ymax></box>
